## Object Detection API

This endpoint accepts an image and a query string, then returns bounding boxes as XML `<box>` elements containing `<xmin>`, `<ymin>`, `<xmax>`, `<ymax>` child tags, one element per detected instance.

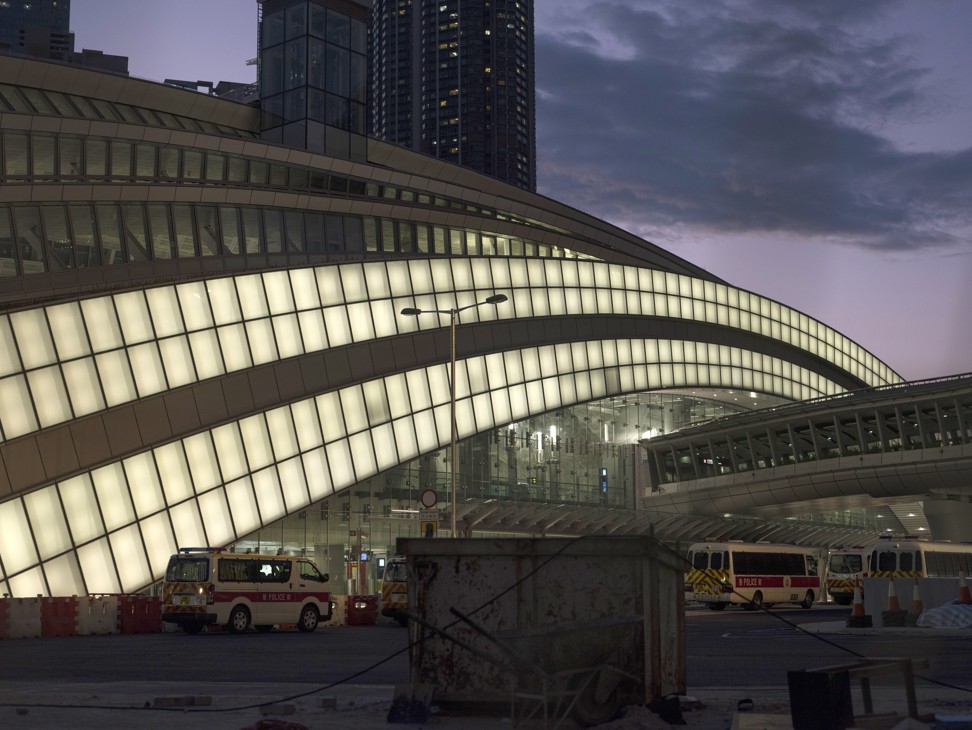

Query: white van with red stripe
<box><xmin>162</xmin><ymin>547</ymin><xmax>332</xmax><ymax>634</ymax></box>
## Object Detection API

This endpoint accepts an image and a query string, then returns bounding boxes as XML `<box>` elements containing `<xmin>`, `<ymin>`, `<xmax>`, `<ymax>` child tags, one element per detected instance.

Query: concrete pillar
<box><xmin>924</xmin><ymin>498</ymin><xmax>972</xmax><ymax>541</ymax></box>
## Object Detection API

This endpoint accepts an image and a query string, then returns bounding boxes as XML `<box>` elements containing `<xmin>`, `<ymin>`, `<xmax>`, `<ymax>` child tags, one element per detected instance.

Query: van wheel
<box><xmin>226</xmin><ymin>605</ymin><xmax>251</xmax><ymax>634</ymax></box>
<box><xmin>298</xmin><ymin>605</ymin><xmax>319</xmax><ymax>633</ymax></box>
<box><xmin>801</xmin><ymin>590</ymin><xmax>815</xmax><ymax>609</ymax></box>
<box><xmin>744</xmin><ymin>591</ymin><xmax>763</xmax><ymax>611</ymax></box>
<box><xmin>182</xmin><ymin>622</ymin><xmax>205</xmax><ymax>635</ymax></box>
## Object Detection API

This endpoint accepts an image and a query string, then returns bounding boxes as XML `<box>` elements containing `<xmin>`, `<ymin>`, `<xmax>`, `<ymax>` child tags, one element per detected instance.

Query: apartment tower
<box><xmin>370</xmin><ymin>0</ymin><xmax>536</xmax><ymax>191</ymax></box>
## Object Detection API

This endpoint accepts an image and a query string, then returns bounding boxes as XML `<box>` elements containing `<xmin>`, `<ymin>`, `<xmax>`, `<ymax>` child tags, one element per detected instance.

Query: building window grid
<box><xmin>0</xmin><ymin>255</ymin><xmax>895</xmax><ymax>442</ymax></box>
<box><xmin>0</xmin><ymin>129</ymin><xmax>577</xmax><ymax>253</ymax></box>
<box><xmin>0</xmin><ymin>335</ymin><xmax>839</xmax><ymax>596</ymax></box>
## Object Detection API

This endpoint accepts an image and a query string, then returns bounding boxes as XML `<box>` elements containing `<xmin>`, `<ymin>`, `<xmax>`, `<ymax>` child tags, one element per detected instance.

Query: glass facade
<box><xmin>260</xmin><ymin>0</ymin><xmax>369</xmax><ymax>159</ymax></box>
<box><xmin>0</xmin><ymin>54</ymin><xmax>904</xmax><ymax>598</ymax></box>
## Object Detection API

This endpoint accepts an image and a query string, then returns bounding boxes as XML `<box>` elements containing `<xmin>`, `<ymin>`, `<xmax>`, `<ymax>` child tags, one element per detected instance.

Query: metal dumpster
<box><xmin>398</xmin><ymin>535</ymin><xmax>685</xmax><ymax>724</ymax></box>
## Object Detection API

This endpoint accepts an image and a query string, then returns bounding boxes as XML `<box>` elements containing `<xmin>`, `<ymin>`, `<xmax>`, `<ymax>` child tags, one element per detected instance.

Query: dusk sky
<box><xmin>71</xmin><ymin>0</ymin><xmax>972</xmax><ymax>383</ymax></box>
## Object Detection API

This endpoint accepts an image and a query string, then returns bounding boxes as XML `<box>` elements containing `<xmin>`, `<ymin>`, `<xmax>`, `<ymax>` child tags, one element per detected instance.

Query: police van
<box><xmin>162</xmin><ymin>547</ymin><xmax>332</xmax><ymax>634</ymax></box>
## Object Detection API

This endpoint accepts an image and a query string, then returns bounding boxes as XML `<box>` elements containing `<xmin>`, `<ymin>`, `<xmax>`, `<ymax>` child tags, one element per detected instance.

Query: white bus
<box><xmin>685</xmin><ymin>541</ymin><xmax>821</xmax><ymax>610</ymax></box>
<box><xmin>825</xmin><ymin>546</ymin><xmax>873</xmax><ymax>605</ymax></box>
<box><xmin>869</xmin><ymin>539</ymin><xmax>972</xmax><ymax>579</ymax></box>
<box><xmin>162</xmin><ymin>547</ymin><xmax>332</xmax><ymax>634</ymax></box>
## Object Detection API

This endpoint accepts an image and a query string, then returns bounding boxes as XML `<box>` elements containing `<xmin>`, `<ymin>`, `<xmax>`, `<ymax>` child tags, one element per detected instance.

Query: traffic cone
<box><xmin>907</xmin><ymin>578</ymin><xmax>923</xmax><ymax>626</ymax></box>
<box><xmin>883</xmin><ymin>578</ymin><xmax>907</xmax><ymax>626</ymax></box>
<box><xmin>887</xmin><ymin>580</ymin><xmax>901</xmax><ymax>613</ymax></box>
<box><xmin>910</xmin><ymin>578</ymin><xmax>923</xmax><ymax>615</ymax></box>
<box><xmin>846</xmin><ymin>579</ymin><xmax>872</xmax><ymax>628</ymax></box>
<box><xmin>959</xmin><ymin>571</ymin><xmax>972</xmax><ymax>605</ymax></box>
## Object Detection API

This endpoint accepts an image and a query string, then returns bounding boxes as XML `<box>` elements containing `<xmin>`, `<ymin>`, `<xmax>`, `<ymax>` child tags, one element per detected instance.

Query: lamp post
<box><xmin>400</xmin><ymin>293</ymin><xmax>508</xmax><ymax>537</ymax></box>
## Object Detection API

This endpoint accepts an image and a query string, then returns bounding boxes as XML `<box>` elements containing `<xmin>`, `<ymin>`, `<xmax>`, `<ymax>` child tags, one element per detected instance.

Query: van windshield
<box><xmin>384</xmin><ymin>561</ymin><xmax>407</xmax><ymax>582</ymax></box>
<box><xmin>166</xmin><ymin>556</ymin><xmax>209</xmax><ymax>582</ymax></box>
<box><xmin>828</xmin><ymin>554</ymin><xmax>862</xmax><ymax>573</ymax></box>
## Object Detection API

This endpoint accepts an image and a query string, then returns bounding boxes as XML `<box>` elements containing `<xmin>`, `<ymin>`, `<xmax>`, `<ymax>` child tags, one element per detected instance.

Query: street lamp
<box><xmin>400</xmin><ymin>293</ymin><xmax>508</xmax><ymax>537</ymax></box>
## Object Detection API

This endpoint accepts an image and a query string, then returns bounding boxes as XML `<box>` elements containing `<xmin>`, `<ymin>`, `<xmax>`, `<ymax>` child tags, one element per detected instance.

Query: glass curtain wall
<box><xmin>231</xmin><ymin>392</ymin><xmax>760</xmax><ymax>595</ymax></box>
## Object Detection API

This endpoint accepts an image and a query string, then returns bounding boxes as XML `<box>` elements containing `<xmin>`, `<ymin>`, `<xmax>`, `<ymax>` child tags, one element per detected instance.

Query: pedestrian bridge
<box><xmin>640</xmin><ymin>373</ymin><xmax>972</xmax><ymax>541</ymax></box>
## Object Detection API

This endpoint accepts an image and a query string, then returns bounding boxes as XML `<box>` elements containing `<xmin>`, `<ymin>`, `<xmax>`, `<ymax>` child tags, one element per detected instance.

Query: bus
<box><xmin>379</xmin><ymin>553</ymin><xmax>408</xmax><ymax>626</ymax></box>
<box><xmin>825</xmin><ymin>546</ymin><xmax>873</xmax><ymax>605</ymax></box>
<box><xmin>162</xmin><ymin>547</ymin><xmax>332</xmax><ymax>634</ymax></box>
<box><xmin>685</xmin><ymin>541</ymin><xmax>820</xmax><ymax>610</ymax></box>
<box><xmin>869</xmin><ymin>539</ymin><xmax>972</xmax><ymax>579</ymax></box>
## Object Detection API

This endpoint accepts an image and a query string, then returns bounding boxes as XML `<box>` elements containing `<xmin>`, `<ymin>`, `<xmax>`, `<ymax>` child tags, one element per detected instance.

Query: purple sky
<box><xmin>71</xmin><ymin>0</ymin><xmax>972</xmax><ymax>382</ymax></box>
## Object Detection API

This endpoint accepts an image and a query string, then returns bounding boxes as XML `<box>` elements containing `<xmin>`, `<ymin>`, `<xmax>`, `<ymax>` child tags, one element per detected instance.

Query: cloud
<box><xmin>535</xmin><ymin>0</ymin><xmax>972</xmax><ymax>252</ymax></box>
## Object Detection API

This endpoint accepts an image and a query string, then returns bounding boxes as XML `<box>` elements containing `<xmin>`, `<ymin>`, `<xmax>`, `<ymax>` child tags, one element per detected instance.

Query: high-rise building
<box><xmin>370</xmin><ymin>0</ymin><xmax>536</xmax><ymax>191</ymax></box>
<box><xmin>258</xmin><ymin>0</ymin><xmax>372</xmax><ymax>160</ymax></box>
<box><xmin>0</xmin><ymin>0</ymin><xmax>128</xmax><ymax>74</ymax></box>
<box><xmin>0</xmin><ymin>0</ymin><xmax>72</xmax><ymax>60</ymax></box>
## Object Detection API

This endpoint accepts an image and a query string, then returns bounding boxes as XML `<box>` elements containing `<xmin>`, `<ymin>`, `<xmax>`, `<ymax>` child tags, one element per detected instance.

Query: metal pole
<box><xmin>450</xmin><ymin>308</ymin><xmax>457</xmax><ymax>538</ymax></box>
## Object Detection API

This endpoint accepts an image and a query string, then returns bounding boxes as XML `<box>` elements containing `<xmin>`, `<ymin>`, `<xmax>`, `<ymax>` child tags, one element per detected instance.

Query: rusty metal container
<box><xmin>398</xmin><ymin>535</ymin><xmax>685</xmax><ymax>720</ymax></box>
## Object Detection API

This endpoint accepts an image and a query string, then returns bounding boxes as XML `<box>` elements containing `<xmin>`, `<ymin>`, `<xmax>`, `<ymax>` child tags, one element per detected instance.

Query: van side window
<box><xmin>299</xmin><ymin>561</ymin><xmax>327</xmax><ymax>582</ymax></box>
<box><xmin>257</xmin><ymin>560</ymin><xmax>292</xmax><ymax>582</ymax></box>
<box><xmin>218</xmin><ymin>558</ymin><xmax>255</xmax><ymax>582</ymax></box>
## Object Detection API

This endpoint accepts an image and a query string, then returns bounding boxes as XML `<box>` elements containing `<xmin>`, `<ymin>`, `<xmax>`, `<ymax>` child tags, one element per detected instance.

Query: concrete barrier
<box><xmin>6</xmin><ymin>597</ymin><xmax>42</xmax><ymax>639</ymax></box>
<box><xmin>77</xmin><ymin>595</ymin><xmax>119</xmax><ymax>635</ymax></box>
<box><xmin>118</xmin><ymin>595</ymin><xmax>162</xmax><ymax>634</ymax></box>
<box><xmin>41</xmin><ymin>596</ymin><xmax>77</xmax><ymax>637</ymax></box>
<box><xmin>322</xmin><ymin>596</ymin><xmax>347</xmax><ymax>627</ymax></box>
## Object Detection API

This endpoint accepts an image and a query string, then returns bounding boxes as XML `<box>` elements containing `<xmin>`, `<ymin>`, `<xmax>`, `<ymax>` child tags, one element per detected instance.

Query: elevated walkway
<box><xmin>641</xmin><ymin>373</ymin><xmax>972</xmax><ymax>535</ymax></box>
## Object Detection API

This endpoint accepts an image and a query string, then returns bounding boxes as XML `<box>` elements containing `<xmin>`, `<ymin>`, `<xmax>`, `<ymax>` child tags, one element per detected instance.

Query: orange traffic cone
<box><xmin>887</xmin><ymin>580</ymin><xmax>901</xmax><ymax>613</ymax></box>
<box><xmin>959</xmin><ymin>571</ymin><xmax>972</xmax><ymax>605</ymax></box>
<box><xmin>847</xmin><ymin>579</ymin><xmax>872</xmax><ymax>628</ymax></box>
<box><xmin>910</xmin><ymin>578</ymin><xmax>923</xmax><ymax>618</ymax></box>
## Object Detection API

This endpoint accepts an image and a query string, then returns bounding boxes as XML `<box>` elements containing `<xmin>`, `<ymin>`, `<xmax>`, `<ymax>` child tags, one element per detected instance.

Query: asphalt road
<box><xmin>2</xmin><ymin>604</ymin><xmax>971</xmax><ymax>694</ymax></box>
<box><xmin>685</xmin><ymin>604</ymin><xmax>972</xmax><ymax>690</ymax></box>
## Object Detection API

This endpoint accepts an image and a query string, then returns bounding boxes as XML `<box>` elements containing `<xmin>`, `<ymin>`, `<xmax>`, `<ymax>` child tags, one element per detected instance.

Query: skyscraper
<box><xmin>0</xmin><ymin>0</ymin><xmax>72</xmax><ymax>60</ymax></box>
<box><xmin>258</xmin><ymin>0</ymin><xmax>372</xmax><ymax>161</ymax></box>
<box><xmin>0</xmin><ymin>0</ymin><xmax>128</xmax><ymax>73</ymax></box>
<box><xmin>370</xmin><ymin>0</ymin><xmax>536</xmax><ymax>191</ymax></box>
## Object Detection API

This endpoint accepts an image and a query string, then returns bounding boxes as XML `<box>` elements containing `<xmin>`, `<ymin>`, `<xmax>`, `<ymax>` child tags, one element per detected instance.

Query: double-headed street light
<box><xmin>400</xmin><ymin>293</ymin><xmax>508</xmax><ymax>537</ymax></box>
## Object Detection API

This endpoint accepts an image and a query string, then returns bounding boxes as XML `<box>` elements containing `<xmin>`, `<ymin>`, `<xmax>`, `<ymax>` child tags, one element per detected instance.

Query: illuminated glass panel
<box><xmin>167</xmin><ymin>501</ymin><xmax>206</xmax><ymax>550</ymax></box>
<box><xmin>213</xmin><ymin>424</ymin><xmax>248</xmax><ymax>482</ymax></box>
<box><xmin>114</xmin><ymin>292</ymin><xmax>154</xmax><ymax>345</ymax></box>
<box><xmin>189</xmin><ymin>330</ymin><xmax>225</xmax><ymax>379</ymax></box>
<box><xmin>277</xmin><ymin>457</ymin><xmax>309</xmax><ymax>511</ymax></box>
<box><xmin>145</xmin><ymin>287</ymin><xmax>184</xmax><ymax>338</ymax></box>
<box><xmin>25</xmin><ymin>366</ymin><xmax>70</xmax><ymax>427</ymax></box>
<box><xmin>178</xmin><ymin>282</ymin><xmax>215</xmax><ymax>332</ymax></box>
<box><xmin>47</xmin><ymin>303</ymin><xmax>90</xmax><ymax>360</ymax></box>
<box><xmin>206</xmin><ymin>277</ymin><xmax>242</xmax><ymax>326</ymax></box>
<box><xmin>263</xmin><ymin>271</ymin><xmax>295</xmax><ymax>315</ymax></box>
<box><xmin>325</xmin><ymin>438</ymin><xmax>354</xmax><ymax>487</ymax></box>
<box><xmin>252</xmin><ymin>468</ymin><xmax>286</xmax><ymax>523</ymax></box>
<box><xmin>111</xmin><ymin>525</ymin><xmax>151</xmax><ymax>592</ymax></box>
<box><xmin>291</xmin><ymin>399</ymin><xmax>323</xmax><ymax>450</ymax></box>
<box><xmin>158</xmin><ymin>336</ymin><xmax>195</xmax><ymax>387</ymax></box>
<box><xmin>0</xmin><ymin>498</ymin><xmax>37</xmax><ymax>574</ymax></box>
<box><xmin>24</xmin><ymin>487</ymin><xmax>71</xmax><ymax>560</ymax></box>
<box><xmin>10</xmin><ymin>309</ymin><xmax>55</xmax><ymax>369</ymax></box>
<box><xmin>76</xmin><ymin>538</ymin><xmax>121</xmax><ymax>594</ymax></box>
<box><xmin>266</xmin><ymin>406</ymin><xmax>299</xmax><ymax>459</ymax></box>
<box><xmin>348</xmin><ymin>431</ymin><xmax>377</xmax><ymax>480</ymax></box>
<box><xmin>301</xmin><ymin>447</ymin><xmax>333</xmax><ymax>500</ymax></box>
<box><xmin>140</xmin><ymin>512</ymin><xmax>176</xmax><ymax>576</ymax></box>
<box><xmin>44</xmin><ymin>553</ymin><xmax>84</xmax><ymax>596</ymax></box>
<box><xmin>197</xmin><ymin>489</ymin><xmax>234</xmax><ymax>546</ymax></box>
<box><xmin>226</xmin><ymin>477</ymin><xmax>261</xmax><ymax>534</ymax></box>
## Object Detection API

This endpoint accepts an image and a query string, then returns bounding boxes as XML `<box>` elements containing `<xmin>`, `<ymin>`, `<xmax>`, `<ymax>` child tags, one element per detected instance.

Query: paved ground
<box><xmin>3</xmin><ymin>679</ymin><xmax>971</xmax><ymax>729</ymax></box>
<box><xmin>2</xmin><ymin>622</ymin><xmax>971</xmax><ymax>729</ymax></box>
